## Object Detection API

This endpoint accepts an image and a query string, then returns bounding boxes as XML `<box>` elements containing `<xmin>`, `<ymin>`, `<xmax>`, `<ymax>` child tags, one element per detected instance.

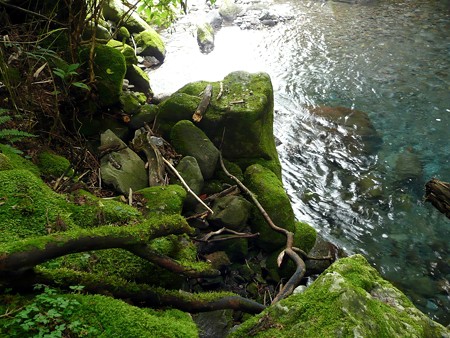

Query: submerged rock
<box><xmin>230</xmin><ymin>254</ymin><xmax>450</xmax><ymax>337</ymax></box>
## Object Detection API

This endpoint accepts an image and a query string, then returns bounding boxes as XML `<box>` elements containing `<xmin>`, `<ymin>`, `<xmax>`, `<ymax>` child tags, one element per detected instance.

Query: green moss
<box><xmin>70</xmin><ymin>293</ymin><xmax>198</xmax><ymax>337</ymax></box>
<box><xmin>117</xmin><ymin>26</ymin><xmax>131</xmax><ymax>40</ymax></box>
<box><xmin>120</xmin><ymin>91</ymin><xmax>142</xmax><ymax>114</ymax></box>
<box><xmin>0</xmin><ymin>152</ymin><xmax>13</xmax><ymax>170</ymax></box>
<box><xmin>244</xmin><ymin>164</ymin><xmax>295</xmax><ymax>252</ymax></box>
<box><xmin>137</xmin><ymin>185</ymin><xmax>186</xmax><ymax>216</ymax></box>
<box><xmin>231</xmin><ymin>255</ymin><xmax>449</xmax><ymax>337</ymax></box>
<box><xmin>68</xmin><ymin>190</ymin><xmax>141</xmax><ymax>228</ymax></box>
<box><xmin>215</xmin><ymin>158</ymin><xmax>244</xmax><ymax>184</ymax></box>
<box><xmin>0</xmin><ymin>169</ymin><xmax>77</xmax><ymax>245</ymax></box>
<box><xmin>79</xmin><ymin>44</ymin><xmax>126</xmax><ymax>107</ymax></box>
<box><xmin>293</xmin><ymin>221</ymin><xmax>317</xmax><ymax>253</ymax></box>
<box><xmin>107</xmin><ymin>39</ymin><xmax>138</xmax><ymax>66</ymax></box>
<box><xmin>134</xmin><ymin>30</ymin><xmax>166</xmax><ymax>62</ymax></box>
<box><xmin>0</xmin><ymin>144</ymin><xmax>40</xmax><ymax>175</ymax></box>
<box><xmin>37</xmin><ymin>151</ymin><xmax>73</xmax><ymax>177</ymax></box>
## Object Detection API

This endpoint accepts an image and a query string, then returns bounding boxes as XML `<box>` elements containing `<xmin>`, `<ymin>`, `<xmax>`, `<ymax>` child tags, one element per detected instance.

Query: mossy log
<box><xmin>0</xmin><ymin>216</ymin><xmax>218</xmax><ymax>278</ymax></box>
<box><xmin>425</xmin><ymin>178</ymin><xmax>450</xmax><ymax>219</ymax></box>
<box><xmin>5</xmin><ymin>268</ymin><xmax>266</xmax><ymax>314</ymax></box>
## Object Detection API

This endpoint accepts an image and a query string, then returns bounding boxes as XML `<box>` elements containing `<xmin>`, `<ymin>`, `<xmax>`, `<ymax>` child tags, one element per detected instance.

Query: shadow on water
<box><xmin>150</xmin><ymin>0</ymin><xmax>450</xmax><ymax>325</ymax></box>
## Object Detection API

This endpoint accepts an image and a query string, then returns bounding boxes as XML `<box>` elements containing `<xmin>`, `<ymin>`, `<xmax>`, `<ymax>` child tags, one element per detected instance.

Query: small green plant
<box><xmin>0</xmin><ymin>108</ymin><xmax>36</xmax><ymax>153</ymax></box>
<box><xmin>3</xmin><ymin>284</ymin><xmax>99</xmax><ymax>337</ymax></box>
<box><xmin>52</xmin><ymin>63</ymin><xmax>90</xmax><ymax>94</ymax></box>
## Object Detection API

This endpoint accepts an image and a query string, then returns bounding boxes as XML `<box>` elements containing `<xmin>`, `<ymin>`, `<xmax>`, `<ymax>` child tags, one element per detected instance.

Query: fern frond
<box><xmin>0</xmin><ymin>129</ymin><xmax>36</xmax><ymax>139</ymax></box>
<box><xmin>0</xmin><ymin>115</ymin><xmax>12</xmax><ymax>125</ymax></box>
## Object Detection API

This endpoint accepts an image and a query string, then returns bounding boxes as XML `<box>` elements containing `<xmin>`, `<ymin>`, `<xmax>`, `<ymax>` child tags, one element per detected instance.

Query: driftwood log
<box><xmin>425</xmin><ymin>178</ymin><xmax>450</xmax><ymax>219</ymax></box>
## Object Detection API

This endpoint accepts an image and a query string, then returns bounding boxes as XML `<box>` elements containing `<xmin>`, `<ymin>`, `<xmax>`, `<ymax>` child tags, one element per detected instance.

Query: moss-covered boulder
<box><xmin>293</xmin><ymin>221</ymin><xmax>317</xmax><ymax>254</ymax></box>
<box><xmin>197</xmin><ymin>22</ymin><xmax>215</xmax><ymax>54</ymax></box>
<box><xmin>137</xmin><ymin>185</ymin><xmax>186</xmax><ymax>216</ymax></box>
<box><xmin>107</xmin><ymin>39</ymin><xmax>138</xmax><ymax>66</ymax></box>
<box><xmin>129</xmin><ymin>104</ymin><xmax>159</xmax><ymax>130</ymax></box>
<box><xmin>209</xmin><ymin>195</ymin><xmax>252</xmax><ymax>231</ymax></box>
<box><xmin>36</xmin><ymin>151</ymin><xmax>72</xmax><ymax>177</ymax></box>
<box><xmin>120</xmin><ymin>91</ymin><xmax>144</xmax><ymax>115</ymax></box>
<box><xmin>134</xmin><ymin>30</ymin><xmax>166</xmax><ymax>62</ymax></box>
<box><xmin>230</xmin><ymin>254</ymin><xmax>449</xmax><ymax>337</ymax></box>
<box><xmin>79</xmin><ymin>44</ymin><xmax>126</xmax><ymax>107</ymax></box>
<box><xmin>175</xmin><ymin>156</ymin><xmax>204</xmax><ymax>209</ymax></box>
<box><xmin>157</xmin><ymin>71</ymin><xmax>281</xmax><ymax>177</ymax></box>
<box><xmin>126</xmin><ymin>64</ymin><xmax>152</xmax><ymax>96</ymax></box>
<box><xmin>170</xmin><ymin>120</ymin><xmax>219</xmax><ymax>180</ymax></box>
<box><xmin>244</xmin><ymin>164</ymin><xmax>295</xmax><ymax>252</ymax></box>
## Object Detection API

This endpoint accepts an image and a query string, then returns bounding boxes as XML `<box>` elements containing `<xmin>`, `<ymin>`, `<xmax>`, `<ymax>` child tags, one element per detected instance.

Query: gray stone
<box><xmin>170</xmin><ymin>120</ymin><xmax>219</xmax><ymax>180</ymax></box>
<box><xmin>209</xmin><ymin>195</ymin><xmax>252</xmax><ymax>231</ymax></box>
<box><xmin>193</xmin><ymin>310</ymin><xmax>233</xmax><ymax>338</ymax></box>
<box><xmin>100</xmin><ymin>129</ymin><xmax>147</xmax><ymax>194</ymax></box>
<box><xmin>175</xmin><ymin>156</ymin><xmax>204</xmax><ymax>208</ymax></box>
<box><xmin>126</xmin><ymin>65</ymin><xmax>152</xmax><ymax>96</ymax></box>
<box><xmin>218</xmin><ymin>0</ymin><xmax>243</xmax><ymax>22</ymax></box>
<box><xmin>394</xmin><ymin>150</ymin><xmax>423</xmax><ymax>182</ymax></box>
<box><xmin>197</xmin><ymin>22</ymin><xmax>215</xmax><ymax>54</ymax></box>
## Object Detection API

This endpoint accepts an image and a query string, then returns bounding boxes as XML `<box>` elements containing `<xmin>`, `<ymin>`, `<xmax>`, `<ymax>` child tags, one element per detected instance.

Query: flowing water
<box><xmin>149</xmin><ymin>0</ymin><xmax>450</xmax><ymax>324</ymax></box>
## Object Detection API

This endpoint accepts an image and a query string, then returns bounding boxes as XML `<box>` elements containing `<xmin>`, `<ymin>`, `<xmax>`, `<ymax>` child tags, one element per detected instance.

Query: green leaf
<box><xmin>106</xmin><ymin>68</ymin><xmax>114</xmax><ymax>74</ymax></box>
<box><xmin>72</xmin><ymin>82</ymin><xmax>90</xmax><ymax>91</ymax></box>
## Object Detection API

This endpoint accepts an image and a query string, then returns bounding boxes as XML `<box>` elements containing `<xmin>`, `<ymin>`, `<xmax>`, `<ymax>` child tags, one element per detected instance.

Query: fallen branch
<box><xmin>17</xmin><ymin>268</ymin><xmax>266</xmax><ymax>314</ymax></box>
<box><xmin>219</xmin><ymin>154</ymin><xmax>306</xmax><ymax>303</ymax></box>
<box><xmin>163</xmin><ymin>157</ymin><xmax>214</xmax><ymax>215</ymax></box>
<box><xmin>193</xmin><ymin>84</ymin><xmax>213</xmax><ymax>122</ymax></box>
<box><xmin>203</xmin><ymin>185</ymin><xmax>240</xmax><ymax>203</ymax></box>
<box><xmin>216</xmin><ymin>81</ymin><xmax>224</xmax><ymax>100</ymax></box>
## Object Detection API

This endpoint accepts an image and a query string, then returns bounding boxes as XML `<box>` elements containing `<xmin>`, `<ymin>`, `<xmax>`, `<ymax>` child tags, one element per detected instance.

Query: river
<box><xmin>148</xmin><ymin>0</ymin><xmax>450</xmax><ymax>325</ymax></box>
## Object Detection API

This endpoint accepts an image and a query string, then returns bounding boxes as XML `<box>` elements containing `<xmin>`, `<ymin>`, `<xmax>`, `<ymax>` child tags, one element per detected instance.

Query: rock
<box><xmin>129</xmin><ymin>104</ymin><xmax>159</xmax><ymax>130</ymax></box>
<box><xmin>244</xmin><ymin>164</ymin><xmax>296</xmax><ymax>252</ymax></box>
<box><xmin>230</xmin><ymin>254</ymin><xmax>450</xmax><ymax>337</ymax></box>
<box><xmin>117</xmin><ymin>26</ymin><xmax>131</xmax><ymax>41</ymax></box>
<box><xmin>170</xmin><ymin>120</ymin><xmax>220</xmax><ymax>180</ymax></box>
<box><xmin>137</xmin><ymin>185</ymin><xmax>186</xmax><ymax>216</ymax></box>
<box><xmin>175</xmin><ymin>156</ymin><xmax>204</xmax><ymax>208</ymax></box>
<box><xmin>83</xmin><ymin>21</ymin><xmax>112</xmax><ymax>40</ymax></box>
<box><xmin>99</xmin><ymin>129</ymin><xmax>148</xmax><ymax>194</ymax></box>
<box><xmin>119</xmin><ymin>91</ymin><xmax>145</xmax><ymax>115</ymax></box>
<box><xmin>193</xmin><ymin>310</ymin><xmax>233</xmax><ymax>338</ymax></box>
<box><xmin>79</xmin><ymin>45</ymin><xmax>126</xmax><ymax>107</ymax></box>
<box><xmin>207</xmin><ymin>10</ymin><xmax>223</xmax><ymax>30</ymax></box>
<box><xmin>209</xmin><ymin>195</ymin><xmax>252</xmax><ymax>231</ymax></box>
<box><xmin>293</xmin><ymin>221</ymin><xmax>317</xmax><ymax>253</ymax></box>
<box><xmin>107</xmin><ymin>39</ymin><xmax>138</xmax><ymax>66</ymax></box>
<box><xmin>212</xmin><ymin>238</ymin><xmax>248</xmax><ymax>262</ymax></box>
<box><xmin>204</xmin><ymin>251</ymin><xmax>231</xmax><ymax>270</ymax></box>
<box><xmin>394</xmin><ymin>149</ymin><xmax>423</xmax><ymax>182</ymax></box>
<box><xmin>134</xmin><ymin>30</ymin><xmax>166</xmax><ymax>62</ymax></box>
<box><xmin>308</xmin><ymin>106</ymin><xmax>382</xmax><ymax>155</ymax></box>
<box><xmin>218</xmin><ymin>0</ymin><xmax>243</xmax><ymax>22</ymax></box>
<box><xmin>158</xmin><ymin>71</ymin><xmax>281</xmax><ymax>177</ymax></box>
<box><xmin>357</xmin><ymin>173</ymin><xmax>384</xmax><ymax>199</ymax></box>
<box><xmin>126</xmin><ymin>64</ymin><xmax>152</xmax><ymax>97</ymax></box>
<box><xmin>197</xmin><ymin>22</ymin><xmax>215</xmax><ymax>54</ymax></box>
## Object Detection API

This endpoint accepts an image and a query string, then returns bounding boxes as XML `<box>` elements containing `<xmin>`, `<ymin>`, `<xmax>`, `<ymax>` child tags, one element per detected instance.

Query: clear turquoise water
<box><xmin>150</xmin><ymin>0</ymin><xmax>450</xmax><ymax>324</ymax></box>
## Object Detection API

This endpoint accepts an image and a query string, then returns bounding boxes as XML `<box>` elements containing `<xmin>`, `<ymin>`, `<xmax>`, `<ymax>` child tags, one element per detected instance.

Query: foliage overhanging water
<box><xmin>149</xmin><ymin>0</ymin><xmax>450</xmax><ymax>324</ymax></box>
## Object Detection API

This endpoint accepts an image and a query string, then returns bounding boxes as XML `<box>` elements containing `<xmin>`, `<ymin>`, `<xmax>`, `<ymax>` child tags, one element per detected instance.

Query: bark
<box><xmin>425</xmin><ymin>178</ymin><xmax>450</xmax><ymax>219</ymax></box>
<box><xmin>192</xmin><ymin>84</ymin><xmax>213</xmax><ymax>122</ymax></box>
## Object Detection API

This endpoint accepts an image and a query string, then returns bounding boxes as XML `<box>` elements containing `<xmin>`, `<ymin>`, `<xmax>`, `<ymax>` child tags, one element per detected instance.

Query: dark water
<box><xmin>149</xmin><ymin>0</ymin><xmax>450</xmax><ymax>325</ymax></box>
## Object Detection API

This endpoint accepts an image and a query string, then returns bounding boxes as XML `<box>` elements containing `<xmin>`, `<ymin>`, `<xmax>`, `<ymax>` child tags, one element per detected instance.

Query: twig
<box><xmin>230</xmin><ymin>99</ymin><xmax>245</xmax><ymax>105</ymax></box>
<box><xmin>216</xmin><ymin>81</ymin><xmax>224</xmax><ymax>100</ymax></box>
<box><xmin>128</xmin><ymin>188</ymin><xmax>133</xmax><ymax>206</ymax></box>
<box><xmin>193</xmin><ymin>84</ymin><xmax>213</xmax><ymax>122</ymax></box>
<box><xmin>0</xmin><ymin>1</ymin><xmax>65</xmax><ymax>25</ymax></box>
<box><xmin>292</xmin><ymin>247</ymin><xmax>333</xmax><ymax>261</ymax></box>
<box><xmin>202</xmin><ymin>185</ymin><xmax>239</xmax><ymax>203</ymax></box>
<box><xmin>185</xmin><ymin>211</ymin><xmax>210</xmax><ymax>220</ymax></box>
<box><xmin>162</xmin><ymin>157</ymin><xmax>213</xmax><ymax>215</ymax></box>
<box><xmin>196</xmin><ymin>227</ymin><xmax>259</xmax><ymax>242</ymax></box>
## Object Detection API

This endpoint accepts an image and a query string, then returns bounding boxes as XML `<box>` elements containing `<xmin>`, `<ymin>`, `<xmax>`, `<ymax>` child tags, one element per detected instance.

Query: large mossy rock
<box><xmin>156</xmin><ymin>71</ymin><xmax>281</xmax><ymax>177</ymax></box>
<box><xmin>106</xmin><ymin>39</ymin><xmax>138</xmax><ymax>66</ymax></box>
<box><xmin>126</xmin><ymin>64</ymin><xmax>152</xmax><ymax>96</ymax></box>
<box><xmin>103</xmin><ymin>0</ymin><xmax>155</xmax><ymax>34</ymax></box>
<box><xmin>134</xmin><ymin>30</ymin><xmax>166</xmax><ymax>62</ymax></box>
<box><xmin>209</xmin><ymin>195</ymin><xmax>252</xmax><ymax>231</ymax></box>
<box><xmin>244</xmin><ymin>164</ymin><xmax>295</xmax><ymax>252</ymax></box>
<box><xmin>79</xmin><ymin>45</ymin><xmax>126</xmax><ymax>107</ymax></box>
<box><xmin>231</xmin><ymin>254</ymin><xmax>449</xmax><ymax>337</ymax></box>
<box><xmin>137</xmin><ymin>185</ymin><xmax>187</xmax><ymax>216</ymax></box>
<box><xmin>170</xmin><ymin>120</ymin><xmax>219</xmax><ymax>180</ymax></box>
<box><xmin>175</xmin><ymin>156</ymin><xmax>204</xmax><ymax>208</ymax></box>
